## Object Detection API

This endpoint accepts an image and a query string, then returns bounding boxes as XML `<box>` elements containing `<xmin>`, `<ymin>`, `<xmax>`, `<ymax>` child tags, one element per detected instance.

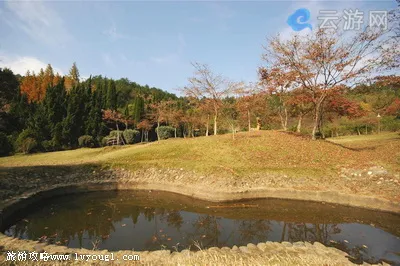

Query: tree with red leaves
<box><xmin>102</xmin><ymin>109</ymin><xmax>125</xmax><ymax>145</ymax></box>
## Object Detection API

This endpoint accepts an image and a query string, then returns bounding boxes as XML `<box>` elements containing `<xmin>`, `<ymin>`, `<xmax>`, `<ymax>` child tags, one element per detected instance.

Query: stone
<box><xmin>281</xmin><ymin>241</ymin><xmax>292</xmax><ymax>247</ymax></box>
<box><xmin>293</xmin><ymin>242</ymin><xmax>305</xmax><ymax>247</ymax></box>
<box><xmin>368</xmin><ymin>171</ymin><xmax>372</xmax><ymax>175</ymax></box>
<box><xmin>313</xmin><ymin>242</ymin><xmax>326</xmax><ymax>249</ymax></box>
<box><xmin>257</xmin><ymin>243</ymin><xmax>267</xmax><ymax>251</ymax></box>
<box><xmin>239</xmin><ymin>246</ymin><xmax>250</xmax><ymax>253</ymax></box>
<box><xmin>377</xmin><ymin>181</ymin><xmax>382</xmax><ymax>185</ymax></box>
<box><xmin>34</xmin><ymin>243</ymin><xmax>46</xmax><ymax>253</ymax></box>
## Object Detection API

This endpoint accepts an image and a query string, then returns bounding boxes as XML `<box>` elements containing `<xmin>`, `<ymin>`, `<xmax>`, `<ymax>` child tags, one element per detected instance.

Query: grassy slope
<box><xmin>0</xmin><ymin>131</ymin><xmax>398</xmax><ymax>179</ymax></box>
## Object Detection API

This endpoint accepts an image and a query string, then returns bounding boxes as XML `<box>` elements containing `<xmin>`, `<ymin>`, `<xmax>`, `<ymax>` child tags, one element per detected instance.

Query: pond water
<box><xmin>3</xmin><ymin>190</ymin><xmax>400</xmax><ymax>264</ymax></box>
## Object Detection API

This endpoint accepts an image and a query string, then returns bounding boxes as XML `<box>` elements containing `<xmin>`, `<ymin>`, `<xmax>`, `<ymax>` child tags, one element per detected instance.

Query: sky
<box><xmin>0</xmin><ymin>0</ymin><xmax>397</xmax><ymax>95</ymax></box>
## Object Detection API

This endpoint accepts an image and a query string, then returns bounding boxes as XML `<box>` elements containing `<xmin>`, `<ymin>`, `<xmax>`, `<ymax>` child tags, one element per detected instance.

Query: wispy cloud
<box><xmin>102</xmin><ymin>21</ymin><xmax>144</xmax><ymax>42</ymax></box>
<box><xmin>0</xmin><ymin>53</ymin><xmax>64</xmax><ymax>75</ymax></box>
<box><xmin>1</xmin><ymin>0</ymin><xmax>73</xmax><ymax>47</ymax></box>
<box><xmin>103</xmin><ymin>22</ymin><xmax>129</xmax><ymax>41</ymax></box>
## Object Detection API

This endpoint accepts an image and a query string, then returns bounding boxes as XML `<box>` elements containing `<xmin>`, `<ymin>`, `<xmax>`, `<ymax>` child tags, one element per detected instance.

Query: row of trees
<box><xmin>0</xmin><ymin>20</ymin><xmax>399</xmax><ymax>155</ymax></box>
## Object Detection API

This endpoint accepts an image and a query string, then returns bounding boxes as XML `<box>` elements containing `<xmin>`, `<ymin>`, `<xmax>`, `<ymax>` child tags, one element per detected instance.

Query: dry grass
<box><xmin>1</xmin><ymin>131</ymin><xmax>398</xmax><ymax>179</ymax></box>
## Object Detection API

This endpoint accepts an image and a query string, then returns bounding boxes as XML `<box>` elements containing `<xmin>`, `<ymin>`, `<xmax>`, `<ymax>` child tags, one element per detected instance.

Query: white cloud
<box><xmin>103</xmin><ymin>23</ymin><xmax>129</xmax><ymax>41</ymax></box>
<box><xmin>150</xmin><ymin>54</ymin><xmax>179</xmax><ymax>65</ymax></box>
<box><xmin>0</xmin><ymin>54</ymin><xmax>64</xmax><ymax>75</ymax></box>
<box><xmin>1</xmin><ymin>0</ymin><xmax>73</xmax><ymax>47</ymax></box>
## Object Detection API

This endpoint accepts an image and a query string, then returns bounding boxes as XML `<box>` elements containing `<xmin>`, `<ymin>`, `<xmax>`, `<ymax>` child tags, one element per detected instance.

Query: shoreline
<box><xmin>0</xmin><ymin>168</ymin><xmax>398</xmax><ymax>265</ymax></box>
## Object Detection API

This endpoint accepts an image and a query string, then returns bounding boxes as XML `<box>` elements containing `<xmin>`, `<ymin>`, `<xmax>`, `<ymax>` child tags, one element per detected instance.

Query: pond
<box><xmin>3</xmin><ymin>190</ymin><xmax>400</xmax><ymax>264</ymax></box>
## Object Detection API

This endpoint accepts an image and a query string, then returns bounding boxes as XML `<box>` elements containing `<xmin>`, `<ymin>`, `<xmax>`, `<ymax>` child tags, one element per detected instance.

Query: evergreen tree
<box><xmin>43</xmin><ymin>78</ymin><xmax>66</xmax><ymax>135</ymax></box>
<box><xmin>107</xmin><ymin>79</ymin><xmax>117</xmax><ymax>110</ymax></box>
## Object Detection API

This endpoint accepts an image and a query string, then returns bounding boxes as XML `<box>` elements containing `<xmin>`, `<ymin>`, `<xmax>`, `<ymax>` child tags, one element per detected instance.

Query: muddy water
<box><xmin>3</xmin><ymin>190</ymin><xmax>400</xmax><ymax>264</ymax></box>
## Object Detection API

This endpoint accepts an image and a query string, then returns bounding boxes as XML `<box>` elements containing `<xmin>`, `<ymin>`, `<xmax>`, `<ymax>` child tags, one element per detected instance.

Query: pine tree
<box><xmin>107</xmin><ymin>80</ymin><xmax>117</xmax><ymax>110</ymax></box>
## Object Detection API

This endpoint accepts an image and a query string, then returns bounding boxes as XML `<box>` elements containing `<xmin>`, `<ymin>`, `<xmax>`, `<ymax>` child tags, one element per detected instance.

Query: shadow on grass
<box><xmin>323</xmin><ymin>140</ymin><xmax>378</xmax><ymax>152</ymax></box>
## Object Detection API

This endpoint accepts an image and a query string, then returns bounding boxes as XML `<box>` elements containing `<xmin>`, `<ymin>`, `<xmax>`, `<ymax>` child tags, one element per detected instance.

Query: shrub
<box><xmin>100</xmin><ymin>137</ymin><xmax>108</xmax><ymax>146</ymax></box>
<box><xmin>381</xmin><ymin>116</ymin><xmax>400</xmax><ymax>132</ymax></box>
<box><xmin>15</xmin><ymin>129</ymin><xmax>38</xmax><ymax>153</ymax></box>
<box><xmin>41</xmin><ymin>140</ymin><xmax>56</xmax><ymax>152</ymax></box>
<box><xmin>123</xmin><ymin>129</ymin><xmax>140</xmax><ymax>144</ymax></box>
<box><xmin>108</xmin><ymin>130</ymin><xmax>124</xmax><ymax>144</ymax></box>
<box><xmin>20</xmin><ymin>137</ymin><xmax>37</xmax><ymax>154</ymax></box>
<box><xmin>157</xmin><ymin>126</ymin><xmax>175</xmax><ymax>140</ymax></box>
<box><xmin>109</xmin><ymin>130</ymin><xmax>121</xmax><ymax>138</ymax></box>
<box><xmin>0</xmin><ymin>132</ymin><xmax>13</xmax><ymax>156</ymax></box>
<box><xmin>78</xmin><ymin>135</ymin><xmax>95</xmax><ymax>148</ymax></box>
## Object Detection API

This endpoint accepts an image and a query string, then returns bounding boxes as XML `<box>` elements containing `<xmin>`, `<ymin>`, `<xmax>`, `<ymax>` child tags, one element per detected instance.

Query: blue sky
<box><xmin>0</xmin><ymin>0</ymin><xmax>397</xmax><ymax>95</ymax></box>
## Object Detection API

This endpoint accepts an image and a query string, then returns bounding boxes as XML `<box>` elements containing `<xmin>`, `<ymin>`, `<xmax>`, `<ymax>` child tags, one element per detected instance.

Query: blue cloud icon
<box><xmin>287</xmin><ymin>8</ymin><xmax>312</xmax><ymax>31</ymax></box>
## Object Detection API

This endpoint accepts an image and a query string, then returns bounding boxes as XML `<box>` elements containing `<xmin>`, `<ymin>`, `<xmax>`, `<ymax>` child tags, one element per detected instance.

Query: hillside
<box><xmin>1</xmin><ymin>131</ymin><xmax>399</xmax><ymax>178</ymax></box>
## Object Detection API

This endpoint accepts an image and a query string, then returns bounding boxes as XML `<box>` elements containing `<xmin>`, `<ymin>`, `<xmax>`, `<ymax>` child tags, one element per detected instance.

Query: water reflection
<box><xmin>4</xmin><ymin>190</ymin><xmax>400</xmax><ymax>265</ymax></box>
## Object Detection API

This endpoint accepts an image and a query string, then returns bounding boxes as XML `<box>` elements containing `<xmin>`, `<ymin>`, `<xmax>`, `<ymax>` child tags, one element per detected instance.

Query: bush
<box><xmin>20</xmin><ymin>137</ymin><xmax>37</xmax><ymax>154</ymax></box>
<box><xmin>101</xmin><ymin>136</ymin><xmax>110</xmax><ymax>147</ymax></box>
<box><xmin>0</xmin><ymin>132</ymin><xmax>13</xmax><ymax>156</ymax></box>
<box><xmin>381</xmin><ymin>116</ymin><xmax>400</xmax><ymax>132</ymax></box>
<box><xmin>123</xmin><ymin>129</ymin><xmax>140</xmax><ymax>144</ymax></box>
<box><xmin>15</xmin><ymin>129</ymin><xmax>38</xmax><ymax>153</ymax></box>
<box><xmin>41</xmin><ymin>140</ymin><xmax>56</xmax><ymax>152</ymax></box>
<box><xmin>109</xmin><ymin>130</ymin><xmax>121</xmax><ymax>138</ymax></box>
<box><xmin>78</xmin><ymin>135</ymin><xmax>95</xmax><ymax>148</ymax></box>
<box><xmin>157</xmin><ymin>126</ymin><xmax>175</xmax><ymax>140</ymax></box>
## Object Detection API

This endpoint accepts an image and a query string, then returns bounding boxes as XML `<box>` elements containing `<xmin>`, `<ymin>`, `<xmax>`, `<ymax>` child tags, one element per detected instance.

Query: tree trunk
<box><xmin>296</xmin><ymin>114</ymin><xmax>303</xmax><ymax>133</ymax></box>
<box><xmin>365</xmin><ymin>124</ymin><xmax>368</xmax><ymax>135</ymax></box>
<box><xmin>312</xmin><ymin>97</ymin><xmax>325</xmax><ymax>140</ymax></box>
<box><xmin>174</xmin><ymin>128</ymin><xmax>177</xmax><ymax>138</ymax></box>
<box><xmin>157</xmin><ymin>120</ymin><xmax>160</xmax><ymax>141</ymax></box>
<box><xmin>205</xmin><ymin>114</ymin><xmax>209</xmax><ymax>136</ymax></box>
<box><xmin>213</xmin><ymin>113</ymin><xmax>218</xmax><ymax>135</ymax></box>
<box><xmin>116</xmin><ymin>122</ymin><xmax>120</xmax><ymax>145</ymax></box>
<box><xmin>231</xmin><ymin>125</ymin><xmax>235</xmax><ymax>140</ymax></box>
<box><xmin>357</xmin><ymin>127</ymin><xmax>361</xmax><ymax>135</ymax></box>
<box><xmin>141</xmin><ymin>129</ymin><xmax>144</xmax><ymax>143</ymax></box>
<box><xmin>283</xmin><ymin>106</ymin><xmax>288</xmax><ymax>131</ymax></box>
<box><xmin>247</xmin><ymin>110</ymin><xmax>251</xmax><ymax>132</ymax></box>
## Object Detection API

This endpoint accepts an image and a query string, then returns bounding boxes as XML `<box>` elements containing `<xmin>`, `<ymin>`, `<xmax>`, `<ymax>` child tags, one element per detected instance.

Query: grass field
<box><xmin>1</xmin><ymin>131</ymin><xmax>399</xmax><ymax>179</ymax></box>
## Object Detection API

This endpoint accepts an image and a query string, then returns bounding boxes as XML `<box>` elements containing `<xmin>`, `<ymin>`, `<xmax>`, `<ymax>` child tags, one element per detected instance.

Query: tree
<box><xmin>0</xmin><ymin>68</ymin><xmax>19</xmax><ymax>110</ymax></box>
<box><xmin>236</xmin><ymin>91</ymin><xmax>268</xmax><ymax>132</ymax></box>
<box><xmin>259</xmin><ymin>67</ymin><xmax>297</xmax><ymax>131</ymax></box>
<box><xmin>149</xmin><ymin>100</ymin><xmax>170</xmax><ymax>141</ymax></box>
<box><xmin>102</xmin><ymin>109</ymin><xmax>125</xmax><ymax>145</ymax></box>
<box><xmin>107</xmin><ymin>80</ymin><xmax>117</xmax><ymax>111</ymax></box>
<box><xmin>221</xmin><ymin>98</ymin><xmax>239</xmax><ymax>140</ymax></box>
<box><xmin>65</xmin><ymin>62</ymin><xmax>80</xmax><ymax>91</ymax></box>
<box><xmin>137</xmin><ymin>119</ymin><xmax>153</xmax><ymax>142</ymax></box>
<box><xmin>385</xmin><ymin>98</ymin><xmax>400</xmax><ymax>117</ymax></box>
<box><xmin>182</xmin><ymin>63</ymin><xmax>241</xmax><ymax>135</ymax></box>
<box><xmin>286</xmin><ymin>87</ymin><xmax>314</xmax><ymax>133</ymax></box>
<box><xmin>261</xmin><ymin>27</ymin><xmax>397</xmax><ymax>139</ymax></box>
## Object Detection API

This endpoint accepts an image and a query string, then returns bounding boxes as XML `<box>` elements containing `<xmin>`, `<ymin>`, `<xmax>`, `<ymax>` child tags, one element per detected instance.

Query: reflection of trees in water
<box><xmin>187</xmin><ymin>215</ymin><xmax>223</xmax><ymax>249</ymax></box>
<box><xmin>7</xmin><ymin>198</ymin><xmax>150</xmax><ymax>248</ymax></box>
<box><xmin>237</xmin><ymin>220</ymin><xmax>271</xmax><ymax>243</ymax></box>
<box><xmin>282</xmin><ymin>222</ymin><xmax>341</xmax><ymax>244</ymax></box>
<box><xmin>159</xmin><ymin>210</ymin><xmax>183</xmax><ymax>230</ymax></box>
